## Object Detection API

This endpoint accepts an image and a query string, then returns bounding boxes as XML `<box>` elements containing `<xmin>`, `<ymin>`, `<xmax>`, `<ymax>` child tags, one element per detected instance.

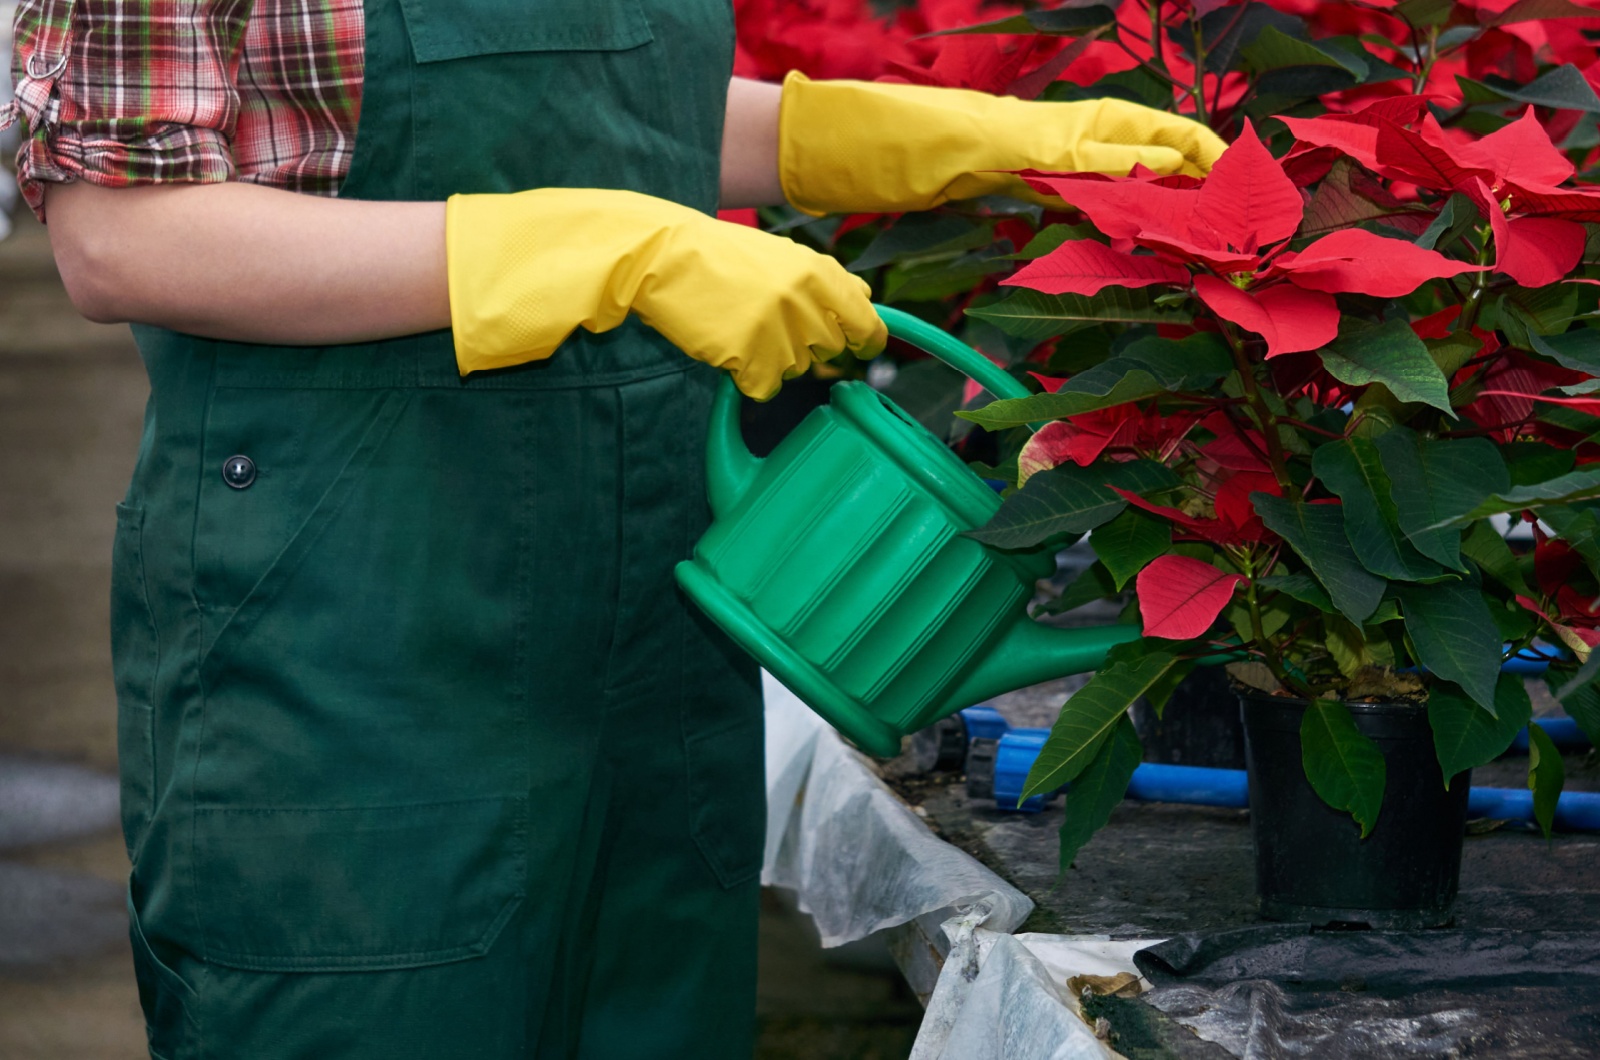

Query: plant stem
<box><xmin>1190</xmin><ymin>19</ymin><xmax>1210</xmax><ymax>127</ymax></box>
<box><xmin>1241</xmin><ymin>551</ymin><xmax>1310</xmax><ymax>696</ymax></box>
<box><xmin>1223</xmin><ymin>326</ymin><xmax>1296</xmax><ymax>494</ymax></box>
<box><xmin>1149</xmin><ymin>1</ymin><xmax>1166</xmax><ymax>78</ymax></box>
<box><xmin>1460</xmin><ymin>225</ymin><xmax>1495</xmax><ymax>332</ymax></box>
<box><xmin>1277</xmin><ymin>416</ymin><xmax>1343</xmax><ymax>440</ymax></box>
<box><xmin>1112</xmin><ymin>37</ymin><xmax>1193</xmax><ymax>98</ymax></box>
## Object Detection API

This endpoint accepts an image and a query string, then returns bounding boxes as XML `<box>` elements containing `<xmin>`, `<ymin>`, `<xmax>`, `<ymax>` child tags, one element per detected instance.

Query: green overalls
<box><xmin>109</xmin><ymin>1</ymin><xmax>765</xmax><ymax>1056</ymax></box>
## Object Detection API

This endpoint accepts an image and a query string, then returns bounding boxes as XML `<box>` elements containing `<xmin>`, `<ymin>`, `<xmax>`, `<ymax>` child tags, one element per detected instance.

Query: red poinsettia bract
<box><xmin>1283</xmin><ymin>107</ymin><xmax>1600</xmax><ymax>287</ymax></box>
<box><xmin>1136</xmin><ymin>554</ymin><xmax>1246</xmax><ymax>641</ymax></box>
<box><xmin>1005</xmin><ymin>121</ymin><xmax>1480</xmax><ymax>357</ymax></box>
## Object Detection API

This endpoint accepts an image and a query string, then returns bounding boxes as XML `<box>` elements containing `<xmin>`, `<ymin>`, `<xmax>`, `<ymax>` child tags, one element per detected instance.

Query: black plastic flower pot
<box><xmin>1239</xmin><ymin>692</ymin><xmax>1470</xmax><ymax>930</ymax></box>
<box><xmin>1132</xmin><ymin>666</ymin><xmax>1247</xmax><ymax>769</ymax></box>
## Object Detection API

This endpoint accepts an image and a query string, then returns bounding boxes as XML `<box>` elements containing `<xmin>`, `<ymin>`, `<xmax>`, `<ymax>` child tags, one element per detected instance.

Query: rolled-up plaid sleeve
<box><xmin>4</xmin><ymin>0</ymin><xmax>252</xmax><ymax>219</ymax></box>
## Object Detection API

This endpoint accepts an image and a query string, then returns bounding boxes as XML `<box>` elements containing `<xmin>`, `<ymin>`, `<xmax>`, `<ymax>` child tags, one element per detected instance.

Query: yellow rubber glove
<box><xmin>778</xmin><ymin>72</ymin><xmax>1227</xmax><ymax>216</ymax></box>
<box><xmin>446</xmin><ymin>188</ymin><xmax>886</xmax><ymax>399</ymax></box>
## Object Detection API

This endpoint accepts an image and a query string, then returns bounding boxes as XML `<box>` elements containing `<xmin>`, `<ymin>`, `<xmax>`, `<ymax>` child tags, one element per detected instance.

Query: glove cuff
<box><xmin>779</xmin><ymin>72</ymin><xmax>1024</xmax><ymax>216</ymax></box>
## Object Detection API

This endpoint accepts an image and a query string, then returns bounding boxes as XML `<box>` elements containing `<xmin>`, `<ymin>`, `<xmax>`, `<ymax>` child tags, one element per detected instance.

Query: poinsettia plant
<box><xmin>971</xmin><ymin>102</ymin><xmax>1600</xmax><ymax>865</ymax></box>
<box><xmin>737</xmin><ymin>0</ymin><xmax>1600</xmax><ymax>425</ymax></box>
<box><xmin>733</xmin><ymin>0</ymin><xmax>1600</xmax><ymax>865</ymax></box>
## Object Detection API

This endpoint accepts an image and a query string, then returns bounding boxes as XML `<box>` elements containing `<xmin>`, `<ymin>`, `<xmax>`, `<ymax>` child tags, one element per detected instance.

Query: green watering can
<box><xmin>674</xmin><ymin>306</ymin><xmax>1140</xmax><ymax>757</ymax></box>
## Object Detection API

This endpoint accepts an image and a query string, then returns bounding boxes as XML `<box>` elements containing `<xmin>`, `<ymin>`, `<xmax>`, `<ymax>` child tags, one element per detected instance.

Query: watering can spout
<box><xmin>705</xmin><ymin>376</ymin><xmax>763</xmax><ymax>519</ymax></box>
<box><xmin>944</xmin><ymin>620</ymin><xmax>1142</xmax><ymax>710</ymax></box>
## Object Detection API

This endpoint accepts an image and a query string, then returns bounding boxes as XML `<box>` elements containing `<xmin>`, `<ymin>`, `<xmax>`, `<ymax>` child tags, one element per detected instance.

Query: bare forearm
<box><xmin>720</xmin><ymin>77</ymin><xmax>785</xmax><ymax>209</ymax></box>
<box><xmin>45</xmin><ymin>181</ymin><xmax>449</xmax><ymax>345</ymax></box>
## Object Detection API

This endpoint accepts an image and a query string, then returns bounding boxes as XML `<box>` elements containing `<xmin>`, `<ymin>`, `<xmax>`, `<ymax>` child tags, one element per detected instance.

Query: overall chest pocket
<box><xmin>393</xmin><ymin>0</ymin><xmax>671</xmax><ymax>200</ymax></box>
<box><xmin>398</xmin><ymin>0</ymin><xmax>654</xmax><ymax>59</ymax></box>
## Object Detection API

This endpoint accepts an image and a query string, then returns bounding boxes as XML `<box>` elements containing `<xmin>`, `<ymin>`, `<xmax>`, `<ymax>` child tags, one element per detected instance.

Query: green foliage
<box><xmin>1374</xmin><ymin>428</ymin><xmax>1508</xmax><ymax>570</ymax></box>
<box><xmin>1022</xmin><ymin>643</ymin><xmax>1180</xmax><ymax>801</ymax></box>
<box><xmin>783</xmin><ymin>0</ymin><xmax>1600</xmax><ymax>871</ymax></box>
<box><xmin>1056</xmin><ymin>715</ymin><xmax>1143</xmax><ymax>869</ymax></box>
<box><xmin>1037</xmin><ymin>560</ymin><xmax>1119</xmax><ymax>616</ymax></box>
<box><xmin>1300</xmin><ymin>701</ymin><xmax>1388</xmax><ymax>837</ymax></box>
<box><xmin>964</xmin><ymin>288</ymin><xmax>1194</xmax><ymax>342</ymax></box>
<box><xmin>1317</xmin><ymin>319</ymin><xmax>1453</xmax><ymax>414</ymax></box>
<box><xmin>1395</xmin><ymin>582</ymin><xmax>1504</xmax><ymax>712</ymax></box>
<box><xmin>1430</xmin><ymin>674</ymin><xmax>1533</xmax><ymax>787</ymax></box>
<box><xmin>968</xmin><ymin>460</ymin><xmax>1177</xmax><ymax>549</ymax></box>
<box><xmin>1091</xmin><ymin>508</ymin><xmax>1172</xmax><ymax>589</ymax></box>
<box><xmin>1254</xmin><ymin>494</ymin><xmax>1386</xmax><ymax>623</ymax></box>
<box><xmin>1312</xmin><ymin>437</ymin><xmax>1448</xmax><ymax>582</ymax></box>
<box><xmin>1439</xmin><ymin>468</ymin><xmax>1600</xmax><ymax>524</ymax></box>
<box><xmin>1456</xmin><ymin>64</ymin><xmax>1600</xmax><ymax>112</ymax></box>
<box><xmin>1461</xmin><ymin>521</ymin><xmax>1531</xmax><ymax>596</ymax></box>
<box><xmin>1527</xmin><ymin>724</ymin><xmax>1566</xmax><ymax>839</ymax></box>
<box><xmin>958</xmin><ymin>334</ymin><xmax>1228</xmax><ymax>428</ymax></box>
<box><xmin>1548</xmin><ymin>670</ymin><xmax>1600</xmax><ymax>747</ymax></box>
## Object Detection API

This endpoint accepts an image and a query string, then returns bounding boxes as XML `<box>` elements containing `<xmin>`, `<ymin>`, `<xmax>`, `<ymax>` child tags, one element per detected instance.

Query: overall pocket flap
<box><xmin>191</xmin><ymin>797</ymin><xmax>526</xmax><ymax>972</ymax></box>
<box><xmin>399</xmin><ymin>0</ymin><xmax>653</xmax><ymax>62</ymax></box>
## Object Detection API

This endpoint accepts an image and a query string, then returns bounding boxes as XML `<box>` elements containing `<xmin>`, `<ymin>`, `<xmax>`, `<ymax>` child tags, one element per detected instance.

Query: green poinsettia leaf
<box><xmin>1527</xmin><ymin>724</ymin><xmax>1566</xmax><ymax>839</ymax></box>
<box><xmin>1013</xmin><ymin>223</ymin><xmax>1098</xmax><ymax>261</ymax></box>
<box><xmin>1242</xmin><ymin>24</ymin><xmax>1367</xmax><ymax>78</ymax></box>
<box><xmin>1037</xmin><ymin>560</ymin><xmax>1119</xmax><ymax>616</ymax></box>
<box><xmin>1375</xmin><ymin>427</ymin><xmax>1508</xmax><ymax>569</ymax></box>
<box><xmin>1461</xmin><ymin>521</ymin><xmax>1531</xmax><ymax>596</ymax></box>
<box><xmin>1430</xmin><ymin>674</ymin><xmax>1533</xmax><ymax>787</ymax></box>
<box><xmin>1312</xmin><ymin>437</ymin><xmax>1449</xmax><ymax>582</ymax></box>
<box><xmin>1394</xmin><ymin>582</ymin><xmax>1503</xmax><ymax>712</ymax></box>
<box><xmin>1259</xmin><ymin>573</ymin><xmax>1335</xmax><ymax>612</ymax></box>
<box><xmin>1022</xmin><ymin>643</ymin><xmax>1180</xmax><ymax>801</ymax></box>
<box><xmin>1254</xmin><ymin>493</ymin><xmax>1387</xmax><ymax>624</ymax></box>
<box><xmin>967</xmin><ymin>460</ymin><xmax>1178</xmax><ymax>549</ymax></box>
<box><xmin>1503</xmin><ymin>442</ymin><xmax>1576</xmax><ymax>487</ymax></box>
<box><xmin>933</xmin><ymin>4</ymin><xmax>1119</xmax><ymax>37</ymax></box>
<box><xmin>1301</xmin><ymin>700</ymin><xmax>1388</xmax><ymax>838</ymax></box>
<box><xmin>959</xmin><ymin>371</ymin><xmax>1167</xmax><ymax>429</ymax></box>
<box><xmin>1548</xmin><ymin>669</ymin><xmax>1600</xmax><ymax>748</ymax></box>
<box><xmin>1317</xmin><ymin>318</ymin><xmax>1454</xmax><ymax>415</ymax></box>
<box><xmin>848</xmin><ymin>214</ymin><xmax>989</xmax><ymax>273</ymax></box>
<box><xmin>1056</xmin><ymin>714</ymin><xmax>1143</xmax><ymax>869</ymax></box>
<box><xmin>964</xmin><ymin>288</ymin><xmax>1194</xmax><ymax>343</ymax></box>
<box><xmin>1486</xmin><ymin>0</ymin><xmax>1599</xmax><ymax>27</ymax></box>
<box><xmin>1091</xmin><ymin>507</ymin><xmax>1171</xmax><ymax>589</ymax></box>
<box><xmin>1528</xmin><ymin>327</ymin><xmax>1600</xmax><ymax>375</ymax></box>
<box><xmin>1457</xmin><ymin>64</ymin><xmax>1600</xmax><ymax>113</ymax></box>
<box><xmin>1431</xmin><ymin>468</ymin><xmax>1600</xmax><ymax>525</ymax></box>
<box><xmin>958</xmin><ymin>333</ymin><xmax>1227</xmax><ymax>430</ymax></box>
<box><xmin>1414</xmin><ymin>193</ymin><xmax>1478</xmax><ymax>251</ymax></box>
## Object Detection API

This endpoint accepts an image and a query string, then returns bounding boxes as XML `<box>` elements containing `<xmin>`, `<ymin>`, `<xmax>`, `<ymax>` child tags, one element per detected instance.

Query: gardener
<box><xmin>6</xmin><ymin>2</ymin><xmax>1222</xmax><ymax>1056</ymax></box>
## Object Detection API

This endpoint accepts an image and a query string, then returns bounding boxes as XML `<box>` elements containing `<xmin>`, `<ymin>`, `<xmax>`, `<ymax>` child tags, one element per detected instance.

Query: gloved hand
<box><xmin>778</xmin><ymin>72</ymin><xmax>1227</xmax><ymax>216</ymax></box>
<box><xmin>446</xmin><ymin>187</ymin><xmax>886</xmax><ymax>399</ymax></box>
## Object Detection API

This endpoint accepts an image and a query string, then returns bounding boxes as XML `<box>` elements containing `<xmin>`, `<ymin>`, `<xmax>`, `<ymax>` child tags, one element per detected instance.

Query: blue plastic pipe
<box><xmin>1126</xmin><ymin>762</ymin><xmax>1251</xmax><ymax>808</ymax></box>
<box><xmin>982</xmin><ymin>725</ymin><xmax>1600</xmax><ymax>830</ymax></box>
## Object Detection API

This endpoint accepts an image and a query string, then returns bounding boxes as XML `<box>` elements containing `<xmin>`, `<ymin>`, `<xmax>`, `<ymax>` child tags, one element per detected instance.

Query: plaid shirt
<box><xmin>4</xmin><ymin>0</ymin><xmax>364</xmax><ymax>218</ymax></box>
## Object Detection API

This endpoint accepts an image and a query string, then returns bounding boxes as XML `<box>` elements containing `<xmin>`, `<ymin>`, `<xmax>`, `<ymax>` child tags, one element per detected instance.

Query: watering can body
<box><xmin>673</xmin><ymin>307</ymin><xmax>1140</xmax><ymax>757</ymax></box>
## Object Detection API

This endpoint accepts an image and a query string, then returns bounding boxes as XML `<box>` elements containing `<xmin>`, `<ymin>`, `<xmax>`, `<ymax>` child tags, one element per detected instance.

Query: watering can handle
<box><xmin>705</xmin><ymin>304</ymin><xmax>1032</xmax><ymax>518</ymax></box>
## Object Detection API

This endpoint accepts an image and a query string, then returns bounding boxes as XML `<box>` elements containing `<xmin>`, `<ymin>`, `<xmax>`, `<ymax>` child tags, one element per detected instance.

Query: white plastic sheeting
<box><xmin>761</xmin><ymin>674</ymin><xmax>1161</xmax><ymax>1060</ymax></box>
<box><xmin>761</xmin><ymin>671</ymin><xmax>1032</xmax><ymax>947</ymax></box>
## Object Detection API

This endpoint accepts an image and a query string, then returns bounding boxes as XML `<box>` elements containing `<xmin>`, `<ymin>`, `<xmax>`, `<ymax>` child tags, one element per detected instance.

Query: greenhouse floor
<box><xmin>875</xmin><ymin>675</ymin><xmax>1600</xmax><ymax>1059</ymax></box>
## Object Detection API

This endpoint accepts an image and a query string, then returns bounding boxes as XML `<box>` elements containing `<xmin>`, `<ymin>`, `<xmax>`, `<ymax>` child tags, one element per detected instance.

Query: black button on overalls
<box><xmin>222</xmin><ymin>455</ymin><xmax>257</xmax><ymax>489</ymax></box>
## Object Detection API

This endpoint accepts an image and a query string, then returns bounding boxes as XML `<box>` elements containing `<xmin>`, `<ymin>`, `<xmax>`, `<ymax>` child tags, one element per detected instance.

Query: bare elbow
<box><xmin>43</xmin><ymin>183</ymin><xmax>137</xmax><ymax>324</ymax></box>
<box><xmin>49</xmin><ymin>225</ymin><xmax>127</xmax><ymax>323</ymax></box>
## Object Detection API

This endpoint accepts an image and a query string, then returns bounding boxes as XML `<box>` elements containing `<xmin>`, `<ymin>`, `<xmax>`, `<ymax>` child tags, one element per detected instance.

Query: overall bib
<box><xmin>109</xmin><ymin>1</ymin><xmax>765</xmax><ymax>1057</ymax></box>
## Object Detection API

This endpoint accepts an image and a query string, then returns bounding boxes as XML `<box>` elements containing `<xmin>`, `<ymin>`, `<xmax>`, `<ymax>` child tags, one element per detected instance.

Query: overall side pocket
<box><xmin>111</xmin><ymin>503</ymin><xmax>158</xmax><ymax>861</ymax></box>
